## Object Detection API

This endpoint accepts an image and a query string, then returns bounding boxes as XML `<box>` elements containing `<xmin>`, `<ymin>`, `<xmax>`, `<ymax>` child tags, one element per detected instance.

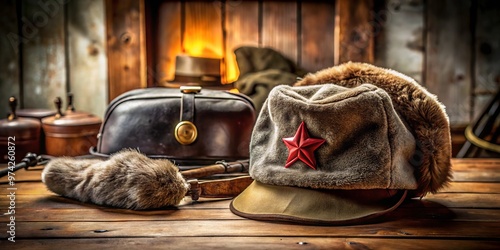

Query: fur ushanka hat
<box><xmin>230</xmin><ymin>62</ymin><xmax>452</xmax><ymax>225</ymax></box>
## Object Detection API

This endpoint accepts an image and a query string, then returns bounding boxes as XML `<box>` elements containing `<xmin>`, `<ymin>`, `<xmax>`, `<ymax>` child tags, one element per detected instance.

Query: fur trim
<box><xmin>294</xmin><ymin>62</ymin><xmax>452</xmax><ymax>196</ymax></box>
<box><xmin>42</xmin><ymin>150</ymin><xmax>189</xmax><ymax>210</ymax></box>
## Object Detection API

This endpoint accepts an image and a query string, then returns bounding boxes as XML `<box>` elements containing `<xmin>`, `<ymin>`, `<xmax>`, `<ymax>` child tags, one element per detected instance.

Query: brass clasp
<box><xmin>180</xmin><ymin>86</ymin><xmax>202</xmax><ymax>94</ymax></box>
<box><xmin>175</xmin><ymin>121</ymin><xmax>198</xmax><ymax>145</ymax></box>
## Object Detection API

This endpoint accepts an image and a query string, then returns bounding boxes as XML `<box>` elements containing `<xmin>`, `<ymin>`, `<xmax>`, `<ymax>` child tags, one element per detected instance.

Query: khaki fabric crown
<box><xmin>250</xmin><ymin>84</ymin><xmax>418</xmax><ymax>190</ymax></box>
<box><xmin>230</xmin><ymin>62</ymin><xmax>452</xmax><ymax>225</ymax></box>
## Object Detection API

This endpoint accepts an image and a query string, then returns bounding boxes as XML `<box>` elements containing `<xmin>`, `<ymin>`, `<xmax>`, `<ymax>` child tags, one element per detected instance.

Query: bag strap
<box><xmin>188</xmin><ymin>176</ymin><xmax>253</xmax><ymax>201</ymax></box>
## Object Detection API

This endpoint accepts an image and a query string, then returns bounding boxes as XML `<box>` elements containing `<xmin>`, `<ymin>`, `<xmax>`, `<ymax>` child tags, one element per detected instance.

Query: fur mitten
<box><xmin>42</xmin><ymin>150</ymin><xmax>189</xmax><ymax>210</ymax></box>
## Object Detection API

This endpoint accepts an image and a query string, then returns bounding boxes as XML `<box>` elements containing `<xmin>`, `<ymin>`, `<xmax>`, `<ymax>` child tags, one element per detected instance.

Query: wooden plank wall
<box><xmin>301</xmin><ymin>2</ymin><xmax>336</xmax><ymax>72</ymax></box>
<box><xmin>426</xmin><ymin>0</ymin><xmax>472</xmax><ymax>125</ymax></box>
<box><xmin>224</xmin><ymin>1</ymin><xmax>259</xmax><ymax>82</ymax></box>
<box><xmin>261</xmin><ymin>2</ymin><xmax>298</xmax><ymax>66</ymax></box>
<box><xmin>68</xmin><ymin>0</ymin><xmax>107</xmax><ymax>118</ymax></box>
<box><xmin>474</xmin><ymin>0</ymin><xmax>500</xmax><ymax>120</ymax></box>
<box><xmin>374</xmin><ymin>0</ymin><xmax>424</xmax><ymax>83</ymax></box>
<box><xmin>106</xmin><ymin>0</ymin><xmax>146</xmax><ymax>101</ymax></box>
<box><xmin>1</xmin><ymin>0</ymin><xmax>499</xmax><ymax>130</ymax></box>
<box><xmin>153</xmin><ymin>1</ymin><xmax>182</xmax><ymax>85</ymax></box>
<box><xmin>0</xmin><ymin>0</ymin><xmax>107</xmax><ymax>118</ymax></box>
<box><xmin>150</xmin><ymin>0</ymin><xmax>338</xmax><ymax>85</ymax></box>
<box><xmin>374</xmin><ymin>0</ymin><xmax>499</xmax><ymax>127</ymax></box>
<box><xmin>21</xmin><ymin>0</ymin><xmax>67</xmax><ymax>111</ymax></box>
<box><xmin>335</xmin><ymin>0</ymin><xmax>374</xmax><ymax>65</ymax></box>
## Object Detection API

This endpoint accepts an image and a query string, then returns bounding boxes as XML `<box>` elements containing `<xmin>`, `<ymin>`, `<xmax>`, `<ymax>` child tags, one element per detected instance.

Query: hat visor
<box><xmin>230</xmin><ymin>180</ymin><xmax>407</xmax><ymax>225</ymax></box>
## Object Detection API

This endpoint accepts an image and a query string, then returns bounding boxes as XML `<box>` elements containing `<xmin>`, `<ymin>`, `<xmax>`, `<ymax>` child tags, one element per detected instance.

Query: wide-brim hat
<box><xmin>163</xmin><ymin>55</ymin><xmax>226</xmax><ymax>88</ymax></box>
<box><xmin>230</xmin><ymin>62</ymin><xmax>452</xmax><ymax>225</ymax></box>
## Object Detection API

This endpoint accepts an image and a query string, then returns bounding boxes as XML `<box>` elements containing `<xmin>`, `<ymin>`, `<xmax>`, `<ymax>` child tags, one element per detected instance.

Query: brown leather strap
<box><xmin>180</xmin><ymin>90</ymin><xmax>195</xmax><ymax>122</ymax></box>
<box><xmin>188</xmin><ymin>176</ymin><xmax>253</xmax><ymax>200</ymax></box>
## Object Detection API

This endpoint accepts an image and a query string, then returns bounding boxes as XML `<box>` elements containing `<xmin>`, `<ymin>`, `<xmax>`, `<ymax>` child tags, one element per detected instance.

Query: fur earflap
<box><xmin>42</xmin><ymin>150</ymin><xmax>189</xmax><ymax>210</ymax></box>
<box><xmin>294</xmin><ymin>62</ymin><xmax>452</xmax><ymax>196</ymax></box>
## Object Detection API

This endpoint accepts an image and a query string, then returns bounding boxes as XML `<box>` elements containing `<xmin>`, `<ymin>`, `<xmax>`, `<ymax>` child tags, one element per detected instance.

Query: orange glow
<box><xmin>182</xmin><ymin>37</ymin><xmax>239</xmax><ymax>84</ymax></box>
<box><xmin>183</xmin><ymin>40</ymin><xmax>221</xmax><ymax>58</ymax></box>
<box><xmin>166</xmin><ymin>21</ymin><xmax>241</xmax><ymax>84</ymax></box>
<box><xmin>225</xmin><ymin>52</ymin><xmax>239</xmax><ymax>83</ymax></box>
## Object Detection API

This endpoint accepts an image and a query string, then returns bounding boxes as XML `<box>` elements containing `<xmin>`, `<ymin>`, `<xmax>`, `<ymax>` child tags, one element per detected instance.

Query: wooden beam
<box><xmin>225</xmin><ymin>1</ymin><xmax>259</xmax><ymax>83</ymax></box>
<box><xmin>105</xmin><ymin>0</ymin><xmax>146</xmax><ymax>102</ymax></box>
<box><xmin>334</xmin><ymin>0</ymin><xmax>374</xmax><ymax>64</ymax></box>
<box><xmin>300</xmin><ymin>1</ymin><xmax>336</xmax><ymax>72</ymax></box>
<box><xmin>153</xmin><ymin>0</ymin><xmax>181</xmax><ymax>84</ymax></box>
<box><xmin>262</xmin><ymin>1</ymin><xmax>298</xmax><ymax>63</ymax></box>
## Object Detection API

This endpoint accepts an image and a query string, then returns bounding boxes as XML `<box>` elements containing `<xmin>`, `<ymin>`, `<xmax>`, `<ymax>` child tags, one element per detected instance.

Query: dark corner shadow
<box><xmin>243</xmin><ymin>198</ymin><xmax>457</xmax><ymax>227</ymax></box>
<box><xmin>379</xmin><ymin>197</ymin><xmax>457</xmax><ymax>223</ymax></box>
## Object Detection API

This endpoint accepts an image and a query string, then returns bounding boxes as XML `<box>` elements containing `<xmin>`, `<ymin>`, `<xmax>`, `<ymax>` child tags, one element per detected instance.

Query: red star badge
<box><xmin>282</xmin><ymin>121</ymin><xmax>325</xmax><ymax>170</ymax></box>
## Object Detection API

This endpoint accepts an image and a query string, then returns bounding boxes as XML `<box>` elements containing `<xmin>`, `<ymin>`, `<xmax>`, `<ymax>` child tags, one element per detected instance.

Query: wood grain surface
<box><xmin>0</xmin><ymin>159</ymin><xmax>499</xmax><ymax>248</ymax></box>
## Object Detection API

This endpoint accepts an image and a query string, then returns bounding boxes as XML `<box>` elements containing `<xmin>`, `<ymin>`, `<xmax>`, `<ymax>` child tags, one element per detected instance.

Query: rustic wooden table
<box><xmin>0</xmin><ymin>159</ymin><xmax>499</xmax><ymax>249</ymax></box>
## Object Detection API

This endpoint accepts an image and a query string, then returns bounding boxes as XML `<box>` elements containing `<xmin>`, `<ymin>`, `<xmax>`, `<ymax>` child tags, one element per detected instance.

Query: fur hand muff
<box><xmin>42</xmin><ymin>150</ymin><xmax>189</xmax><ymax>210</ymax></box>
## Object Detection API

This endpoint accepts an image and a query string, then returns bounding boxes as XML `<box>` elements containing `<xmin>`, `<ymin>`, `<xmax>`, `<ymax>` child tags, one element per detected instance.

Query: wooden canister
<box><xmin>16</xmin><ymin>108</ymin><xmax>56</xmax><ymax>154</ymax></box>
<box><xmin>0</xmin><ymin>97</ymin><xmax>41</xmax><ymax>163</ymax></box>
<box><xmin>42</xmin><ymin>97</ymin><xmax>102</xmax><ymax>157</ymax></box>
